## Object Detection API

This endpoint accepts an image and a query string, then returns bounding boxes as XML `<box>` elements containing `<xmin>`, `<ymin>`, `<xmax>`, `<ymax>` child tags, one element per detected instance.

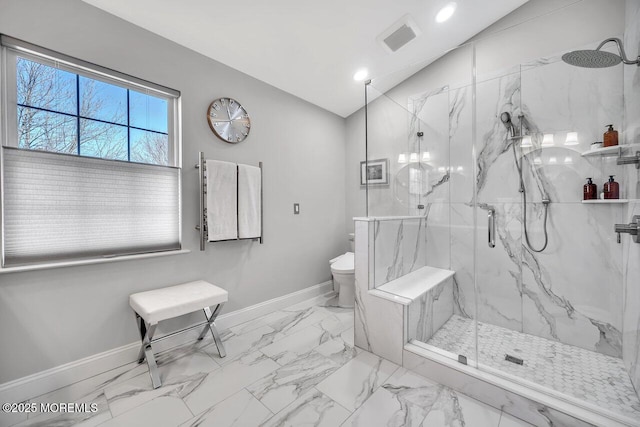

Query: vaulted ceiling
<box><xmin>82</xmin><ymin>0</ymin><xmax>528</xmax><ymax>117</ymax></box>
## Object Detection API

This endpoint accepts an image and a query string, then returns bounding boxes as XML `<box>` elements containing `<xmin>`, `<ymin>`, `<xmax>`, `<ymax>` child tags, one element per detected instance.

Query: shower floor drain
<box><xmin>505</xmin><ymin>354</ymin><xmax>524</xmax><ymax>365</ymax></box>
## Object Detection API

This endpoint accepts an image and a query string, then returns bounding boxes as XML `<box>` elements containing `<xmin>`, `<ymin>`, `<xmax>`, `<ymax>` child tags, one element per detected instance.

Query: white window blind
<box><xmin>2</xmin><ymin>147</ymin><xmax>181</xmax><ymax>267</ymax></box>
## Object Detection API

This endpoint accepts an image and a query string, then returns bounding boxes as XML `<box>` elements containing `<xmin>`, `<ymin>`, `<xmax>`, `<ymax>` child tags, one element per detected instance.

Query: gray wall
<box><xmin>0</xmin><ymin>0</ymin><xmax>347</xmax><ymax>383</ymax></box>
<box><xmin>344</xmin><ymin>108</ymin><xmax>366</xmax><ymax>226</ymax></box>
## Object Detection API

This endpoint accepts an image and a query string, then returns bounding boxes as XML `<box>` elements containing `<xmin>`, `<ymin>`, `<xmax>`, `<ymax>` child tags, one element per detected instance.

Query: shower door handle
<box><xmin>488</xmin><ymin>209</ymin><xmax>496</xmax><ymax>248</ymax></box>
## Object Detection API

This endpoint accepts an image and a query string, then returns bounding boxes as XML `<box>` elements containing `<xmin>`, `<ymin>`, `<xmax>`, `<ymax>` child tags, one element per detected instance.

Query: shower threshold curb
<box><xmin>404</xmin><ymin>342</ymin><xmax>638</xmax><ymax>427</ymax></box>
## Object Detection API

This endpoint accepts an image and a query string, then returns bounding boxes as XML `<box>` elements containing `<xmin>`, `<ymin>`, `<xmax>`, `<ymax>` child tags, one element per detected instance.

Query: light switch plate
<box><xmin>294</xmin><ymin>203</ymin><xmax>300</xmax><ymax>214</ymax></box>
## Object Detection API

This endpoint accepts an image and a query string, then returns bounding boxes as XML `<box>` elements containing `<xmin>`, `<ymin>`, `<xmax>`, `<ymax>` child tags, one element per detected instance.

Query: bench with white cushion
<box><xmin>129</xmin><ymin>280</ymin><xmax>227</xmax><ymax>388</ymax></box>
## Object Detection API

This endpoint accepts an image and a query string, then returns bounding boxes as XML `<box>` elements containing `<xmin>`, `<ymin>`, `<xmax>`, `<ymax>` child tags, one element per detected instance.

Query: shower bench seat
<box><xmin>129</xmin><ymin>280</ymin><xmax>228</xmax><ymax>389</ymax></box>
<box><xmin>370</xmin><ymin>266</ymin><xmax>455</xmax><ymax>305</ymax></box>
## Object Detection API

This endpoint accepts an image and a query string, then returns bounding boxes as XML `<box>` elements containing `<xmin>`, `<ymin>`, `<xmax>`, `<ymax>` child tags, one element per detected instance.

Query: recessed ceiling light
<box><xmin>435</xmin><ymin>2</ymin><xmax>457</xmax><ymax>23</ymax></box>
<box><xmin>353</xmin><ymin>68</ymin><xmax>369</xmax><ymax>81</ymax></box>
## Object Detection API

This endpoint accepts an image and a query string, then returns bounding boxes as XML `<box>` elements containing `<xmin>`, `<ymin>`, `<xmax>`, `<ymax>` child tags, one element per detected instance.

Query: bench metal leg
<box><xmin>197</xmin><ymin>303</ymin><xmax>226</xmax><ymax>358</ymax></box>
<box><xmin>135</xmin><ymin>313</ymin><xmax>161</xmax><ymax>389</ymax></box>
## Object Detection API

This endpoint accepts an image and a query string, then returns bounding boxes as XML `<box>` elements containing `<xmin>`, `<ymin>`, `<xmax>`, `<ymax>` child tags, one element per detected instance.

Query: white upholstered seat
<box><xmin>129</xmin><ymin>280</ymin><xmax>228</xmax><ymax>389</ymax></box>
<box><xmin>129</xmin><ymin>280</ymin><xmax>228</xmax><ymax>325</ymax></box>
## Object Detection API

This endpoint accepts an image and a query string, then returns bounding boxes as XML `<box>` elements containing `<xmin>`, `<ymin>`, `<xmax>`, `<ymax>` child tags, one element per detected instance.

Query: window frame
<box><xmin>2</xmin><ymin>36</ymin><xmax>180</xmax><ymax>167</ymax></box>
<box><xmin>0</xmin><ymin>34</ymin><xmax>183</xmax><ymax>270</ymax></box>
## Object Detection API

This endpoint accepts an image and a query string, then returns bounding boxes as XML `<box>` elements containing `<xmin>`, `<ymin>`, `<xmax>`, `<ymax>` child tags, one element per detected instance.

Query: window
<box><xmin>1</xmin><ymin>35</ymin><xmax>182</xmax><ymax>268</ymax></box>
<box><xmin>15</xmin><ymin>55</ymin><xmax>171</xmax><ymax>165</ymax></box>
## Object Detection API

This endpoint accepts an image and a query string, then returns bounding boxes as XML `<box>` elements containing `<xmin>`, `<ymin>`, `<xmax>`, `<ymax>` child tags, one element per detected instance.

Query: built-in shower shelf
<box><xmin>581</xmin><ymin>199</ymin><xmax>633</xmax><ymax>204</ymax></box>
<box><xmin>369</xmin><ymin>266</ymin><xmax>455</xmax><ymax>306</ymax></box>
<box><xmin>581</xmin><ymin>143</ymin><xmax>640</xmax><ymax>157</ymax></box>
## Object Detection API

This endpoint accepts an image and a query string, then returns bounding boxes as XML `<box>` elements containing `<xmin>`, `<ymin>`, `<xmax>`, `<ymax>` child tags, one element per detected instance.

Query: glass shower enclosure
<box><xmin>363</xmin><ymin>3</ymin><xmax>640</xmax><ymax>424</ymax></box>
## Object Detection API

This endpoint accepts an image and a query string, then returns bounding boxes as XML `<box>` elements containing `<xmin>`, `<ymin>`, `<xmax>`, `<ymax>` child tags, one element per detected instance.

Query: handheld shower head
<box><xmin>562</xmin><ymin>37</ymin><xmax>639</xmax><ymax>68</ymax></box>
<box><xmin>500</xmin><ymin>112</ymin><xmax>516</xmax><ymax>138</ymax></box>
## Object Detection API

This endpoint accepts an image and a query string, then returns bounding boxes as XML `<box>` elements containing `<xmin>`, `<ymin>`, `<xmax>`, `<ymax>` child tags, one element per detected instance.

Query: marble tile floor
<box><xmin>426</xmin><ymin>315</ymin><xmax>640</xmax><ymax>421</ymax></box>
<box><xmin>6</xmin><ymin>295</ymin><xmax>533</xmax><ymax>427</ymax></box>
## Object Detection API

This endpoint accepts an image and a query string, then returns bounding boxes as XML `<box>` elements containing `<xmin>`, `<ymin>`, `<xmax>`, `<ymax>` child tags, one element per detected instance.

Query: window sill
<box><xmin>0</xmin><ymin>249</ymin><xmax>191</xmax><ymax>275</ymax></box>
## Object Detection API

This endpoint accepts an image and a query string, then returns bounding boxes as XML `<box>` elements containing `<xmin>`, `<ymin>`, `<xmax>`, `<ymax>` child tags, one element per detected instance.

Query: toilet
<box><xmin>329</xmin><ymin>233</ymin><xmax>355</xmax><ymax>308</ymax></box>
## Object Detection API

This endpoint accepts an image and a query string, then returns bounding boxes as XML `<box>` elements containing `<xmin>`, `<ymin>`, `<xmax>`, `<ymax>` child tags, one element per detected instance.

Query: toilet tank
<box><xmin>348</xmin><ymin>233</ymin><xmax>355</xmax><ymax>252</ymax></box>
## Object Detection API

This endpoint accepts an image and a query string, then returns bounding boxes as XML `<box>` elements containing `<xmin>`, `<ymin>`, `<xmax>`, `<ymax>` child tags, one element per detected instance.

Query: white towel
<box><xmin>238</xmin><ymin>164</ymin><xmax>262</xmax><ymax>239</ymax></box>
<box><xmin>206</xmin><ymin>160</ymin><xmax>237</xmax><ymax>241</ymax></box>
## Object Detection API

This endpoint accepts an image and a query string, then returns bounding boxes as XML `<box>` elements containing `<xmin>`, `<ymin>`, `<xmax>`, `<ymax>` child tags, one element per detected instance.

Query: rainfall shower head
<box><xmin>562</xmin><ymin>38</ymin><xmax>639</xmax><ymax>68</ymax></box>
<box><xmin>500</xmin><ymin>112</ymin><xmax>516</xmax><ymax>138</ymax></box>
<box><xmin>562</xmin><ymin>50</ymin><xmax>621</xmax><ymax>68</ymax></box>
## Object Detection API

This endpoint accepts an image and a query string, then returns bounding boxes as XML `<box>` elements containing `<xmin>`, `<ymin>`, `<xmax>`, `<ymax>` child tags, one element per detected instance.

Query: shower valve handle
<box><xmin>614</xmin><ymin>215</ymin><xmax>640</xmax><ymax>243</ymax></box>
<box><xmin>488</xmin><ymin>208</ymin><xmax>496</xmax><ymax>248</ymax></box>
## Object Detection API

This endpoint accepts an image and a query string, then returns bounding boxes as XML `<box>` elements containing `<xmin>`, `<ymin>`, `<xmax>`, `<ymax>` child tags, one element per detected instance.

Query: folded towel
<box><xmin>206</xmin><ymin>160</ymin><xmax>237</xmax><ymax>241</ymax></box>
<box><xmin>238</xmin><ymin>164</ymin><xmax>262</xmax><ymax>239</ymax></box>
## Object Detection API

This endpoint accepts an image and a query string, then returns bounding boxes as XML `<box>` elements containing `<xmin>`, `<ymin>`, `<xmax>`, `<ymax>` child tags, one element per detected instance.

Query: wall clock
<box><xmin>207</xmin><ymin>97</ymin><xmax>251</xmax><ymax>143</ymax></box>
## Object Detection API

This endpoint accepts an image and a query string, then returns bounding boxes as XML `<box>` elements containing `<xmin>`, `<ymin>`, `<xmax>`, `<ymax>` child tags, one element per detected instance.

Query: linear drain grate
<box><xmin>505</xmin><ymin>354</ymin><xmax>524</xmax><ymax>365</ymax></box>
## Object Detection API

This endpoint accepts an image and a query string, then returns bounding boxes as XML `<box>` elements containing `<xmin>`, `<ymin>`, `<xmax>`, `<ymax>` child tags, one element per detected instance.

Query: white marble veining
<box><xmin>180</xmin><ymin>389</ymin><xmax>272</xmax><ymax>427</ymax></box>
<box><xmin>407</xmin><ymin>278</ymin><xmax>454</xmax><ymax>342</ymax></box>
<box><xmin>344</xmin><ymin>367</ymin><xmax>502</xmax><ymax>427</ymax></box>
<box><xmin>259</xmin><ymin>389</ymin><xmax>351</xmax><ymax>427</ymax></box>
<box><xmin>410</xmin><ymin>88</ymin><xmax>451</xmax><ymax>206</ymax></box>
<box><xmin>6</xmin><ymin>296</ymin><xmax>554</xmax><ymax>427</ymax></box>
<box><xmin>315</xmin><ymin>327</ymin><xmax>359</xmax><ymax>365</ymax></box>
<box><xmin>8</xmin><ymin>360</ymin><xmax>150</xmax><ymax>427</ymax></box>
<box><xmin>260</xmin><ymin>325</ymin><xmax>327</xmax><ymax>365</ymax></box>
<box><xmin>181</xmin><ymin>350</ymin><xmax>280</xmax><ymax>416</ymax></box>
<box><xmin>450</xmin><ymin>202</ymin><xmax>524</xmax><ymax>331</ymax></box>
<box><xmin>247</xmin><ymin>350</ymin><xmax>339</xmax><ymax>413</ymax></box>
<box><xmin>422</xmin><ymin>390</ymin><xmax>504</xmax><ymax>426</ymax></box>
<box><xmin>101</xmin><ymin>395</ymin><xmax>192</xmax><ymax>427</ymax></box>
<box><xmin>354</xmin><ymin>219</ymin><xmax>373</xmax><ymax>351</ymax></box>
<box><xmin>373</xmin><ymin>218</ymin><xmax>427</xmax><ymax>288</ymax></box>
<box><xmin>476</xmin><ymin>73</ymin><xmax>522</xmax><ymax>205</ymax></box>
<box><xmin>449</xmin><ymin>85</ymin><xmax>474</xmax><ymax>204</ymax></box>
<box><xmin>520</xmin><ymin>203</ymin><xmax>623</xmax><ymax>357</ymax></box>
<box><xmin>316</xmin><ymin>350</ymin><xmax>399</xmax><ymax>412</ymax></box>
<box><xmin>355</xmin><ymin>218</ymin><xmax>406</xmax><ymax>365</ymax></box>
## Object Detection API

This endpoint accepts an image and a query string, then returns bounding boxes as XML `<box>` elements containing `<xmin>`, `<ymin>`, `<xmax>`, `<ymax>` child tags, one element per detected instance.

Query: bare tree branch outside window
<box><xmin>16</xmin><ymin>57</ymin><xmax>169</xmax><ymax>165</ymax></box>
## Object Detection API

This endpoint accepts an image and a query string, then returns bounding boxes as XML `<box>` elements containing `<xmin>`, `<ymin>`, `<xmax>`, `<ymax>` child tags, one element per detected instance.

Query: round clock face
<box><xmin>207</xmin><ymin>97</ymin><xmax>251</xmax><ymax>143</ymax></box>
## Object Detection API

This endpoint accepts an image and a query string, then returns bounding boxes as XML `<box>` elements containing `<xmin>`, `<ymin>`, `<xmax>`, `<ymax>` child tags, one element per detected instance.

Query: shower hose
<box><xmin>511</xmin><ymin>138</ymin><xmax>550</xmax><ymax>253</ymax></box>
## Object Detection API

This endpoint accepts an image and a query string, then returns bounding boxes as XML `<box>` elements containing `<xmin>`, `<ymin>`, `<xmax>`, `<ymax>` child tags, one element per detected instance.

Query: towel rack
<box><xmin>195</xmin><ymin>151</ymin><xmax>263</xmax><ymax>250</ymax></box>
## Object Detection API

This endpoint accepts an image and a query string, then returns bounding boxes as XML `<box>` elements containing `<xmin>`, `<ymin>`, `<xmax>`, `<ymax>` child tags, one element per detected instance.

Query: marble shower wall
<box><xmin>407</xmin><ymin>278</ymin><xmax>454</xmax><ymax>343</ymax></box>
<box><xmin>622</xmin><ymin>0</ymin><xmax>640</xmax><ymax>397</ymax></box>
<box><xmin>364</xmin><ymin>86</ymin><xmax>414</xmax><ymax>217</ymax></box>
<box><xmin>369</xmin><ymin>87</ymin><xmax>452</xmax><ymax>289</ymax></box>
<box><xmin>373</xmin><ymin>218</ymin><xmax>427</xmax><ymax>288</ymax></box>
<box><xmin>517</xmin><ymin>55</ymin><xmax>624</xmax><ymax>358</ymax></box>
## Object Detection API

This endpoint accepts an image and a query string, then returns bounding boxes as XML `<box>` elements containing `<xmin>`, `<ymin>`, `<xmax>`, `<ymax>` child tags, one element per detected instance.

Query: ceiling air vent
<box><xmin>377</xmin><ymin>15</ymin><xmax>421</xmax><ymax>53</ymax></box>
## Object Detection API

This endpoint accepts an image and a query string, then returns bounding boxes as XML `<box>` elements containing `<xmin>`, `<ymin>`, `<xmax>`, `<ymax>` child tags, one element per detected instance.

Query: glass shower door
<box><xmin>472</xmin><ymin>28</ymin><xmax>638</xmax><ymax>422</ymax></box>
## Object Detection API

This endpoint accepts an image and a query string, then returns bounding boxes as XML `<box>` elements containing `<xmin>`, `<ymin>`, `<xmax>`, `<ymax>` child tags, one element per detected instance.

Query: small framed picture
<box><xmin>360</xmin><ymin>158</ymin><xmax>389</xmax><ymax>186</ymax></box>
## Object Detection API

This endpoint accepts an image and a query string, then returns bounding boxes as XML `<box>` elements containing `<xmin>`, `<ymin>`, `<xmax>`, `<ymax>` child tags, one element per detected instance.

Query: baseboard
<box><xmin>215</xmin><ymin>280</ymin><xmax>333</xmax><ymax>331</ymax></box>
<box><xmin>0</xmin><ymin>280</ymin><xmax>334</xmax><ymax>405</ymax></box>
